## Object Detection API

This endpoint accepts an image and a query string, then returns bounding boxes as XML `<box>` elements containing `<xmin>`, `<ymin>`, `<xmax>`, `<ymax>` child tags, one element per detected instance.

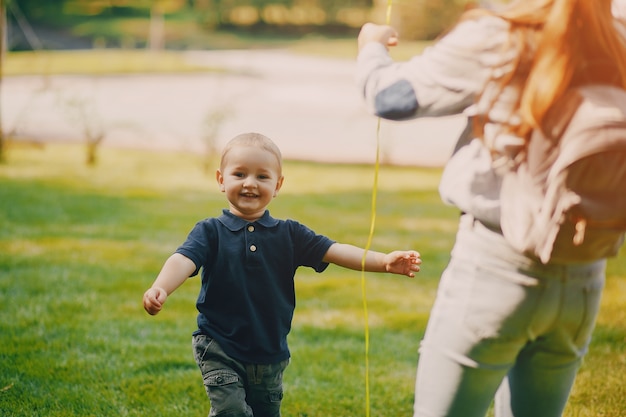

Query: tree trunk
<box><xmin>149</xmin><ymin>6</ymin><xmax>165</xmax><ymax>50</ymax></box>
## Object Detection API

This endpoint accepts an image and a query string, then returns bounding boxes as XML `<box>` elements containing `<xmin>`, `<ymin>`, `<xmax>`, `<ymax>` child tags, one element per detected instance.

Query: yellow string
<box><xmin>385</xmin><ymin>0</ymin><xmax>393</xmax><ymax>25</ymax></box>
<box><xmin>360</xmin><ymin>4</ymin><xmax>392</xmax><ymax>417</ymax></box>
<box><xmin>359</xmin><ymin>118</ymin><xmax>380</xmax><ymax>417</ymax></box>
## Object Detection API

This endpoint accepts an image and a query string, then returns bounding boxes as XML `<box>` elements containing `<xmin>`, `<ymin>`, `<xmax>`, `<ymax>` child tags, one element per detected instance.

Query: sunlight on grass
<box><xmin>597</xmin><ymin>275</ymin><xmax>626</xmax><ymax>326</ymax></box>
<box><xmin>3</xmin><ymin>50</ymin><xmax>217</xmax><ymax>76</ymax></box>
<box><xmin>3</xmin><ymin>143</ymin><xmax>444</xmax><ymax>195</ymax></box>
<box><xmin>2</xmin><ymin>143</ymin><xmax>217</xmax><ymax>194</ymax></box>
<box><xmin>284</xmin><ymin>161</ymin><xmax>444</xmax><ymax>194</ymax></box>
<box><xmin>4</xmin><ymin>237</ymin><xmax>168</xmax><ymax>267</ymax></box>
<box><xmin>294</xmin><ymin>271</ymin><xmax>436</xmax><ymax>331</ymax></box>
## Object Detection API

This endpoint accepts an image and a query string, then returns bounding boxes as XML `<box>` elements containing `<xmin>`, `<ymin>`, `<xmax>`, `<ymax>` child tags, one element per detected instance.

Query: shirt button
<box><xmin>250</xmin><ymin>245</ymin><xmax>257</xmax><ymax>252</ymax></box>
<box><xmin>247</xmin><ymin>225</ymin><xmax>255</xmax><ymax>232</ymax></box>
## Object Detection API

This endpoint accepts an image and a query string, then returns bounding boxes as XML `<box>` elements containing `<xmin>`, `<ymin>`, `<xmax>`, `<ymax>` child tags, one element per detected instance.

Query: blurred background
<box><xmin>0</xmin><ymin>0</ymin><xmax>508</xmax><ymax>167</ymax></box>
<box><xmin>3</xmin><ymin>0</ymin><xmax>496</xmax><ymax>50</ymax></box>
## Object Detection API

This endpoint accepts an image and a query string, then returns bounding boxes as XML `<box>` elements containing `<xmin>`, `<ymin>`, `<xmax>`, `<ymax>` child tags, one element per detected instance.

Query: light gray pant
<box><xmin>413</xmin><ymin>215</ymin><xmax>605</xmax><ymax>417</ymax></box>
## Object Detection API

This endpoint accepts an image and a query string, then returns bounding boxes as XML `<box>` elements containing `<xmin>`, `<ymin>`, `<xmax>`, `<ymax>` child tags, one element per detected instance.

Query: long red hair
<box><xmin>467</xmin><ymin>0</ymin><xmax>626</xmax><ymax>139</ymax></box>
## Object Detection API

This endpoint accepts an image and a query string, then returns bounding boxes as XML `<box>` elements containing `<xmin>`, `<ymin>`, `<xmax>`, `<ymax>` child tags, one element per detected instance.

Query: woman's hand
<box><xmin>358</xmin><ymin>23</ymin><xmax>399</xmax><ymax>52</ymax></box>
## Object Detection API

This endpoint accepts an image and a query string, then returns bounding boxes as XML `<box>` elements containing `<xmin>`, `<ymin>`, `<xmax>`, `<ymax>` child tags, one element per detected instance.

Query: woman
<box><xmin>356</xmin><ymin>1</ymin><xmax>626</xmax><ymax>416</ymax></box>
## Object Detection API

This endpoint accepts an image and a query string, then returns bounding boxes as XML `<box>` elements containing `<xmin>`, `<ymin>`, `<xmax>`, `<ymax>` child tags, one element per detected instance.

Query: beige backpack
<box><xmin>500</xmin><ymin>85</ymin><xmax>626</xmax><ymax>264</ymax></box>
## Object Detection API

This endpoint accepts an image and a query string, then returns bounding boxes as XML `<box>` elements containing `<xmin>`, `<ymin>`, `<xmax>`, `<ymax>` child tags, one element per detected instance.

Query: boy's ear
<box><xmin>216</xmin><ymin>169</ymin><xmax>225</xmax><ymax>192</ymax></box>
<box><xmin>274</xmin><ymin>175</ymin><xmax>285</xmax><ymax>197</ymax></box>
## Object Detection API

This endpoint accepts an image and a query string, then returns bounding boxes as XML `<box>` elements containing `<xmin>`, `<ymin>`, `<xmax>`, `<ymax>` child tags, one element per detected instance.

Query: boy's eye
<box><xmin>258</xmin><ymin>175</ymin><xmax>269</xmax><ymax>180</ymax></box>
<box><xmin>233</xmin><ymin>172</ymin><xmax>245</xmax><ymax>178</ymax></box>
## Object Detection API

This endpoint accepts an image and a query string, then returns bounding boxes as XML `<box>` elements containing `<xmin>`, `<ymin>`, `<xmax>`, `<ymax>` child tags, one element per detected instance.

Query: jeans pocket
<box><xmin>572</xmin><ymin>278</ymin><xmax>604</xmax><ymax>349</ymax></box>
<box><xmin>464</xmin><ymin>265</ymin><xmax>544</xmax><ymax>341</ymax></box>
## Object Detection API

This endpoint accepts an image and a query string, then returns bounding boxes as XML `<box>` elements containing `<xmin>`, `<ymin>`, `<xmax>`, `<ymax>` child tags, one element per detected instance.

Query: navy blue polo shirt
<box><xmin>176</xmin><ymin>209</ymin><xmax>335</xmax><ymax>364</ymax></box>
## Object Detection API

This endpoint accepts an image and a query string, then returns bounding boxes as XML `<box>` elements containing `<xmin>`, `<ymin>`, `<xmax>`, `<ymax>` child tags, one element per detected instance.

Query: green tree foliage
<box><xmin>193</xmin><ymin>0</ymin><xmax>373</xmax><ymax>33</ymax></box>
<box><xmin>12</xmin><ymin>0</ymin><xmax>472</xmax><ymax>43</ymax></box>
<box><xmin>9</xmin><ymin>0</ymin><xmax>63</xmax><ymax>23</ymax></box>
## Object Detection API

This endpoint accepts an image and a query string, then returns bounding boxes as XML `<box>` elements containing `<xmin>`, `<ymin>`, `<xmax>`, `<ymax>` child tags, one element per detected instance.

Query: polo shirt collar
<box><xmin>218</xmin><ymin>209</ymin><xmax>279</xmax><ymax>231</ymax></box>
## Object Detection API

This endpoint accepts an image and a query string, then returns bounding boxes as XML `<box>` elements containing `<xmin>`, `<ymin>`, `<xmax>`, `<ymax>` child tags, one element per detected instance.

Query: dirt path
<box><xmin>3</xmin><ymin>50</ymin><xmax>464</xmax><ymax>166</ymax></box>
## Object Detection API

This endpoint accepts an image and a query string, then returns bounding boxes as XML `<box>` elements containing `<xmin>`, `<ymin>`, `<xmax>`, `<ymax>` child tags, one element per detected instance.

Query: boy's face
<box><xmin>216</xmin><ymin>145</ymin><xmax>284</xmax><ymax>221</ymax></box>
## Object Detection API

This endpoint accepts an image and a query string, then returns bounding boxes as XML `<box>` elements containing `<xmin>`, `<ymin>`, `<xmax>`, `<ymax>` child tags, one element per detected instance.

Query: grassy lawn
<box><xmin>2</xmin><ymin>49</ymin><xmax>222</xmax><ymax>76</ymax></box>
<box><xmin>0</xmin><ymin>144</ymin><xmax>625</xmax><ymax>416</ymax></box>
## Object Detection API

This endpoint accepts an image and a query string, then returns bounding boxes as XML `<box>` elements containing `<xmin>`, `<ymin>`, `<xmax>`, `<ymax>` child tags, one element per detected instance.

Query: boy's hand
<box><xmin>384</xmin><ymin>251</ymin><xmax>421</xmax><ymax>277</ymax></box>
<box><xmin>358</xmin><ymin>23</ymin><xmax>399</xmax><ymax>52</ymax></box>
<box><xmin>143</xmin><ymin>287</ymin><xmax>168</xmax><ymax>315</ymax></box>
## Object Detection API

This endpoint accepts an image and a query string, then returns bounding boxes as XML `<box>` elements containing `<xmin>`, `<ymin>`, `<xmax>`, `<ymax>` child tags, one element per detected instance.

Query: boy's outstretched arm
<box><xmin>323</xmin><ymin>243</ymin><xmax>421</xmax><ymax>277</ymax></box>
<box><xmin>143</xmin><ymin>253</ymin><xmax>196</xmax><ymax>315</ymax></box>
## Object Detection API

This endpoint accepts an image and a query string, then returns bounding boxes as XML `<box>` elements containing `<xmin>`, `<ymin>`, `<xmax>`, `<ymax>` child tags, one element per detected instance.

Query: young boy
<box><xmin>142</xmin><ymin>132</ymin><xmax>421</xmax><ymax>417</ymax></box>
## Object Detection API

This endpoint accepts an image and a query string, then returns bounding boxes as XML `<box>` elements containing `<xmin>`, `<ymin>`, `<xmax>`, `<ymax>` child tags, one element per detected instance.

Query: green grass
<box><xmin>1</xmin><ymin>144</ymin><xmax>625</xmax><ymax>416</ymax></box>
<box><xmin>2</xmin><ymin>49</ymin><xmax>220</xmax><ymax>76</ymax></box>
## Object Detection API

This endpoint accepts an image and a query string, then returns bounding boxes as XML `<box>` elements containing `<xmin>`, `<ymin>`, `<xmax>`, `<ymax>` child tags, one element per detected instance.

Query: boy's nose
<box><xmin>243</xmin><ymin>176</ymin><xmax>257</xmax><ymax>187</ymax></box>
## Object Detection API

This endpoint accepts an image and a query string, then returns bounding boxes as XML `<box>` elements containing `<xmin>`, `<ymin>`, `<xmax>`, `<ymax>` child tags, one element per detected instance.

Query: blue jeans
<box><xmin>192</xmin><ymin>334</ymin><xmax>289</xmax><ymax>417</ymax></box>
<box><xmin>413</xmin><ymin>214</ymin><xmax>605</xmax><ymax>417</ymax></box>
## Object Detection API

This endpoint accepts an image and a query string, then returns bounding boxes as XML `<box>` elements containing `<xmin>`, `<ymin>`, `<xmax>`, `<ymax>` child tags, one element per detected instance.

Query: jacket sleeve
<box><xmin>356</xmin><ymin>16</ymin><xmax>514</xmax><ymax>121</ymax></box>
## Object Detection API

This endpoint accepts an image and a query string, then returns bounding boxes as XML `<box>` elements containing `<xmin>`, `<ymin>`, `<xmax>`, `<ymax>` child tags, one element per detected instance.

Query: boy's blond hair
<box><xmin>220</xmin><ymin>132</ymin><xmax>283</xmax><ymax>173</ymax></box>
